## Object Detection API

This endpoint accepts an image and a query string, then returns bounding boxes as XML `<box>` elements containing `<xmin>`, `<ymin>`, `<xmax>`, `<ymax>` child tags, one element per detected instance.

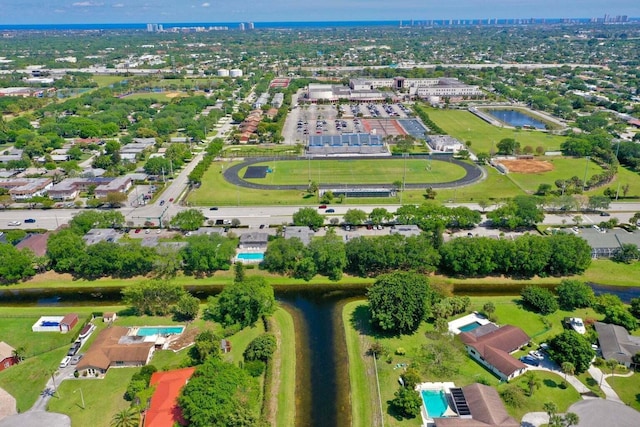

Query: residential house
<box><xmin>460</xmin><ymin>324</ymin><xmax>529</xmax><ymax>381</ymax></box>
<box><xmin>238</xmin><ymin>232</ymin><xmax>269</xmax><ymax>250</ymax></box>
<box><xmin>434</xmin><ymin>383</ymin><xmax>519</xmax><ymax>427</ymax></box>
<box><xmin>0</xmin><ymin>178</ymin><xmax>53</xmax><ymax>200</ymax></box>
<box><xmin>284</xmin><ymin>226</ymin><xmax>315</xmax><ymax>246</ymax></box>
<box><xmin>48</xmin><ymin>177</ymin><xmax>131</xmax><ymax>200</ymax></box>
<box><xmin>220</xmin><ymin>339</ymin><xmax>232</xmax><ymax>354</ymax></box>
<box><xmin>390</xmin><ymin>225</ymin><xmax>422</xmax><ymax>238</ymax></box>
<box><xmin>83</xmin><ymin>228</ymin><xmax>121</xmax><ymax>245</ymax></box>
<box><xmin>0</xmin><ymin>342</ymin><xmax>17</xmax><ymax>372</ymax></box>
<box><xmin>144</xmin><ymin>367</ymin><xmax>196</xmax><ymax>427</ymax></box>
<box><xmin>76</xmin><ymin>326</ymin><xmax>155</xmax><ymax>377</ymax></box>
<box><xmin>15</xmin><ymin>232</ymin><xmax>50</xmax><ymax>257</ymax></box>
<box><xmin>594</xmin><ymin>322</ymin><xmax>640</xmax><ymax>367</ymax></box>
<box><xmin>0</xmin><ymin>148</ymin><xmax>23</xmax><ymax>165</ymax></box>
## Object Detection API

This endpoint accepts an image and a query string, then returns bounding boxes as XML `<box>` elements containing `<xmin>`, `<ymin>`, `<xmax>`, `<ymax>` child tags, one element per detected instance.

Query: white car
<box><xmin>529</xmin><ymin>350</ymin><xmax>544</xmax><ymax>360</ymax></box>
<box><xmin>569</xmin><ymin>317</ymin><xmax>586</xmax><ymax>334</ymax></box>
<box><xmin>7</xmin><ymin>221</ymin><xmax>21</xmax><ymax>226</ymax></box>
<box><xmin>59</xmin><ymin>356</ymin><xmax>71</xmax><ymax>368</ymax></box>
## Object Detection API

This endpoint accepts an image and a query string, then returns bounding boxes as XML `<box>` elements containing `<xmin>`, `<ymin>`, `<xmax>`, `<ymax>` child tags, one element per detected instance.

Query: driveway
<box><xmin>0</xmin><ymin>387</ymin><xmax>16</xmax><ymax>421</ymax></box>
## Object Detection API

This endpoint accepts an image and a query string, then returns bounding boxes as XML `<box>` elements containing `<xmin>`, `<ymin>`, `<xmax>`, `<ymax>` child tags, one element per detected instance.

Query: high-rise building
<box><xmin>239</xmin><ymin>23</ymin><xmax>245</xmax><ymax>31</ymax></box>
<box><xmin>248</xmin><ymin>22</ymin><xmax>254</xmax><ymax>30</ymax></box>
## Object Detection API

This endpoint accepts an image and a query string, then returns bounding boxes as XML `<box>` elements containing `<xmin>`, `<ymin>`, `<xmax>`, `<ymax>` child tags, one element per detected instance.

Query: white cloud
<box><xmin>202</xmin><ymin>2</ymin><xmax>210</xmax><ymax>7</ymax></box>
<box><xmin>112</xmin><ymin>3</ymin><xmax>124</xmax><ymax>7</ymax></box>
<box><xmin>72</xmin><ymin>1</ymin><xmax>103</xmax><ymax>6</ymax></box>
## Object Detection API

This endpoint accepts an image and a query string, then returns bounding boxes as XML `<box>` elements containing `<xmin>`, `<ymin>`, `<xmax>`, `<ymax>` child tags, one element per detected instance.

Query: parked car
<box><xmin>59</xmin><ymin>356</ymin><xmax>71</xmax><ymax>368</ymax></box>
<box><xmin>70</xmin><ymin>354</ymin><xmax>83</xmax><ymax>365</ymax></box>
<box><xmin>159</xmin><ymin>200</ymin><xmax>165</xmax><ymax>206</ymax></box>
<box><xmin>134</xmin><ymin>228</ymin><xmax>141</xmax><ymax>234</ymax></box>
<box><xmin>529</xmin><ymin>350</ymin><xmax>544</xmax><ymax>360</ymax></box>
<box><xmin>568</xmin><ymin>317</ymin><xmax>586</xmax><ymax>334</ymax></box>
<box><xmin>519</xmin><ymin>355</ymin><xmax>539</xmax><ymax>366</ymax></box>
<box><xmin>326</xmin><ymin>208</ymin><xmax>335</xmax><ymax>213</ymax></box>
<box><xmin>24</xmin><ymin>218</ymin><xmax>36</xmax><ymax>223</ymax></box>
<box><xmin>169</xmin><ymin>198</ymin><xmax>174</xmax><ymax>202</ymax></box>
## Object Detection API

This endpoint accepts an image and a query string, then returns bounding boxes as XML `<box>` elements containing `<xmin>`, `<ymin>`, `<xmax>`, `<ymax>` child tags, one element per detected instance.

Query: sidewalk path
<box><xmin>587</xmin><ymin>366</ymin><xmax>632</xmax><ymax>403</ymax></box>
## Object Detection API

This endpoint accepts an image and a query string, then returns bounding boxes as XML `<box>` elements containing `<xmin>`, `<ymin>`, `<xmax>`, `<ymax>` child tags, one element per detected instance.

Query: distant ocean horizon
<box><xmin>0</xmin><ymin>18</ymin><xmax>637</xmax><ymax>31</ymax></box>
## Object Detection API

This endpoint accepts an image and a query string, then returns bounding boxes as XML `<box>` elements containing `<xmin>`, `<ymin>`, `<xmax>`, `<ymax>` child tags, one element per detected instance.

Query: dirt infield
<box><xmin>498</xmin><ymin>159</ymin><xmax>554</xmax><ymax>173</ymax></box>
<box><xmin>165</xmin><ymin>91</ymin><xmax>182</xmax><ymax>98</ymax></box>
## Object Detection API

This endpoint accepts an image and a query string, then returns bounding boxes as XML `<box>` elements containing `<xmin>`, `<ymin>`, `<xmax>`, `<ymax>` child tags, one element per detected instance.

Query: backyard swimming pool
<box><xmin>136</xmin><ymin>326</ymin><xmax>184</xmax><ymax>336</ymax></box>
<box><xmin>459</xmin><ymin>321</ymin><xmax>482</xmax><ymax>332</ymax></box>
<box><xmin>236</xmin><ymin>252</ymin><xmax>265</xmax><ymax>262</ymax></box>
<box><xmin>421</xmin><ymin>389</ymin><xmax>449</xmax><ymax>418</ymax></box>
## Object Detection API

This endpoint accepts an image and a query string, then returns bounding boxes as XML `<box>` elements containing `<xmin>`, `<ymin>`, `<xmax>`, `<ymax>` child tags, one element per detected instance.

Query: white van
<box><xmin>59</xmin><ymin>356</ymin><xmax>71</xmax><ymax>368</ymax></box>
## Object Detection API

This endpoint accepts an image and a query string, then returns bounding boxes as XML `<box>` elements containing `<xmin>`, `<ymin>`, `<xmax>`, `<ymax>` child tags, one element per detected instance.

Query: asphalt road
<box><xmin>2</xmin><ymin>202</ymin><xmax>640</xmax><ymax>231</ymax></box>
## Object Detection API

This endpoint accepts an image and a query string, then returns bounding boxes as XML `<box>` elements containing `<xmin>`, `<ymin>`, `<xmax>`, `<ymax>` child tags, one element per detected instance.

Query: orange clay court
<box><xmin>498</xmin><ymin>159</ymin><xmax>555</xmax><ymax>173</ymax></box>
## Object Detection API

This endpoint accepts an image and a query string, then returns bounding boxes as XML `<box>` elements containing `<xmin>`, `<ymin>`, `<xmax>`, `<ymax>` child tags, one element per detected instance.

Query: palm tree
<box><xmin>11</xmin><ymin>346</ymin><xmax>25</xmax><ymax>363</ymax></box>
<box><xmin>110</xmin><ymin>407</ymin><xmax>139</xmax><ymax>427</ymax></box>
<box><xmin>543</xmin><ymin>401</ymin><xmax>558</xmax><ymax>419</ymax></box>
<box><xmin>524</xmin><ymin>371</ymin><xmax>541</xmax><ymax>396</ymax></box>
<box><xmin>564</xmin><ymin>412</ymin><xmax>580</xmax><ymax>427</ymax></box>
<box><xmin>561</xmin><ymin>361</ymin><xmax>575</xmax><ymax>384</ymax></box>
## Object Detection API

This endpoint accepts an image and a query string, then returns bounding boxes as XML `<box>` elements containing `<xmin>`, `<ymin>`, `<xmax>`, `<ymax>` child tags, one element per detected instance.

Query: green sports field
<box><xmin>241</xmin><ymin>158</ymin><xmax>467</xmax><ymax>185</ymax></box>
<box><xmin>426</xmin><ymin>108</ymin><xmax>567</xmax><ymax>154</ymax></box>
<box><xmin>507</xmin><ymin>157</ymin><xmax>606</xmax><ymax>193</ymax></box>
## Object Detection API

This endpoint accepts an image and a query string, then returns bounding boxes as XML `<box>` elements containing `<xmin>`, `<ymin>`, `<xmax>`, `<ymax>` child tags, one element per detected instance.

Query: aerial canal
<box><xmin>1</xmin><ymin>282</ymin><xmax>638</xmax><ymax>426</ymax></box>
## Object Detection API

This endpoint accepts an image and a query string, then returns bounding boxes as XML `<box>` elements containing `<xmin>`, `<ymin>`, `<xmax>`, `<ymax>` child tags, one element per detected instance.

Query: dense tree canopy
<box><xmin>292</xmin><ymin>207</ymin><xmax>324</xmax><ymax>229</ymax></box>
<box><xmin>307</xmin><ymin>230</ymin><xmax>347</xmax><ymax>281</ymax></box>
<box><xmin>243</xmin><ymin>334</ymin><xmax>277</xmax><ymax>362</ymax></box>
<box><xmin>487</xmin><ymin>195</ymin><xmax>545</xmax><ymax>229</ymax></box>
<box><xmin>170</xmin><ymin>209</ymin><xmax>206</xmax><ymax>231</ymax></box>
<box><xmin>548</xmin><ymin>331</ymin><xmax>595</xmax><ymax>374</ymax></box>
<box><xmin>181</xmin><ymin>234</ymin><xmax>237</xmax><ymax>276</ymax></box>
<box><xmin>122</xmin><ymin>279</ymin><xmax>186</xmax><ymax>316</ymax></box>
<box><xmin>367</xmin><ymin>272</ymin><xmax>437</xmax><ymax>334</ymax></box>
<box><xmin>521</xmin><ymin>286</ymin><xmax>559</xmax><ymax>315</ymax></box>
<box><xmin>0</xmin><ymin>244</ymin><xmax>35</xmax><ymax>284</ymax></box>
<box><xmin>179</xmin><ymin>358</ymin><xmax>260</xmax><ymax>427</ymax></box>
<box><xmin>556</xmin><ymin>280</ymin><xmax>594</xmax><ymax>310</ymax></box>
<box><xmin>208</xmin><ymin>277</ymin><xmax>276</xmax><ymax>328</ymax></box>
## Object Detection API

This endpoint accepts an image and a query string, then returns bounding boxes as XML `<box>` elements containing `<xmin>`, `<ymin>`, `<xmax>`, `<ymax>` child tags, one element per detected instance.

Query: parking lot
<box><xmin>283</xmin><ymin>102</ymin><xmax>416</xmax><ymax>145</ymax></box>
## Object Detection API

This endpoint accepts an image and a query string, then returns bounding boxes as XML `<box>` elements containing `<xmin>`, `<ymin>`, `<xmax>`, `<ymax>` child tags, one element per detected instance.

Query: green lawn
<box><xmin>91</xmin><ymin>75</ymin><xmax>126</xmax><ymax>88</ymax></box>
<box><xmin>427</xmin><ymin>108</ymin><xmax>567</xmax><ymax>154</ymax></box>
<box><xmin>608</xmin><ymin>373</ymin><xmax>640</xmax><ymax>411</ymax></box>
<box><xmin>223</xmin><ymin>145</ymin><xmax>303</xmax><ymax>158</ymax></box>
<box><xmin>608</xmin><ymin>165</ymin><xmax>640</xmax><ymax>200</ymax></box>
<box><xmin>273</xmin><ymin>308</ymin><xmax>296</xmax><ymax>427</ymax></box>
<box><xmin>507</xmin><ymin>157</ymin><xmax>605</xmax><ymax>193</ymax></box>
<box><xmin>47</xmin><ymin>368</ymin><xmax>138</xmax><ymax>427</ymax></box>
<box><xmin>582</xmin><ymin>259</ymin><xmax>640</xmax><ymax>287</ymax></box>
<box><xmin>436</xmin><ymin>165</ymin><xmax>523</xmax><ymax>202</ymax></box>
<box><xmin>343</xmin><ymin>301</ymin><xmax>376</xmax><ymax>427</ymax></box>
<box><xmin>0</xmin><ymin>346</ymin><xmax>69</xmax><ymax>412</ymax></box>
<box><xmin>343</xmin><ymin>297</ymin><xmax>599</xmax><ymax>426</ymax></box>
<box><xmin>242</xmin><ymin>159</ymin><xmax>467</xmax><ymax>186</ymax></box>
<box><xmin>123</xmin><ymin>92</ymin><xmax>182</xmax><ymax>102</ymax></box>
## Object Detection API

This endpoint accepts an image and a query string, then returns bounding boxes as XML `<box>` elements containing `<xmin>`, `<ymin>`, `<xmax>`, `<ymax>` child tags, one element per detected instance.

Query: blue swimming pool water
<box><xmin>421</xmin><ymin>389</ymin><xmax>448</xmax><ymax>418</ymax></box>
<box><xmin>459</xmin><ymin>321</ymin><xmax>482</xmax><ymax>332</ymax></box>
<box><xmin>237</xmin><ymin>252</ymin><xmax>265</xmax><ymax>261</ymax></box>
<box><xmin>136</xmin><ymin>326</ymin><xmax>184</xmax><ymax>336</ymax></box>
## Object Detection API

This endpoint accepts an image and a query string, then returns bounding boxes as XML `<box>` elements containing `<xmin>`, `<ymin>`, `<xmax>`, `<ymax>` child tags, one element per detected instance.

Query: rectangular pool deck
<box><xmin>448</xmin><ymin>312</ymin><xmax>492</xmax><ymax>335</ymax></box>
<box><xmin>416</xmin><ymin>382</ymin><xmax>457</xmax><ymax>427</ymax></box>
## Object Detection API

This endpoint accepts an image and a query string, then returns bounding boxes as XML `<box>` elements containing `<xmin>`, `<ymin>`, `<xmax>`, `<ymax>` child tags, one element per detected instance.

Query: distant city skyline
<box><xmin>0</xmin><ymin>1</ymin><xmax>638</xmax><ymax>25</ymax></box>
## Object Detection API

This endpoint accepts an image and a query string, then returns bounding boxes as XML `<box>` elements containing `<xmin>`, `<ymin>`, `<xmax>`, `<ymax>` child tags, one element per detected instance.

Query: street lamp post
<box><xmin>74</xmin><ymin>388</ymin><xmax>85</xmax><ymax>409</ymax></box>
<box><xmin>582</xmin><ymin>156</ymin><xmax>590</xmax><ymax>192</ymax></box>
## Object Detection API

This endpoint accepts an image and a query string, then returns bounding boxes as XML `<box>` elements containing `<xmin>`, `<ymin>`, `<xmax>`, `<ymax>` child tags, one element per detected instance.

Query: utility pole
<box><xmin>582</xmin><ymin>156</ymin><xmax>590</xmax><ymax>192</ymax></box>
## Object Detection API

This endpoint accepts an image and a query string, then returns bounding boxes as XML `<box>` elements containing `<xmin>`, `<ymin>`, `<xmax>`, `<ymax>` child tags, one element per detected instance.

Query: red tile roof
<box><xmin>460</xmin><ymin>325</ymin><xmax>529</xmax><ymax>377</ymax></box>
<box><xmin>145</xmin><ymin>367</ymin><xmax>196</xmax><ymax>427</ymax></box>
<box><xmin>435</xmin><ymin>384</ymin><xmax>519</xmax><ymax>427</ymax></box>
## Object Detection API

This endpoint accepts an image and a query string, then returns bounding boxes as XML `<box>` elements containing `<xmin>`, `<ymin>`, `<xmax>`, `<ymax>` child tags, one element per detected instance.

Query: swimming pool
<box><xmin>459</xmin><ymin>321</ymin><xmax>482</xmax><ymax>332</ymax></box>
<box><xmin>236</xmin><ymin>252</ymin><xmax>265</xmax><ymax>261</ymax></box>
<box><xmin>136</xmin><ymin>326</ymin><xmax>184</xmax><ymax>336</ymax></box>
<box><xmin>421</xmin><ymin>389</ymin><xmax>449</xmax><ymax>418</ymax></box>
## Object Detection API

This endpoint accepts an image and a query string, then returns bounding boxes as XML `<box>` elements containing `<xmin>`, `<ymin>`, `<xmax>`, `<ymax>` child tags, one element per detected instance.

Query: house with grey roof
<box><xmin>239</xmin><ymin>232</ymin><xmax>269</xmax><ymax>250</ymax></box>
<box><xmin>390</xmin><ymin>224</ymin><xmax>422</xmax><ymax>238</ymax></box>
<box><xmin>284</xmin><ymin>226</ymin><xmax>315</xmax><ymax>246</ymax></box>
<box><xmin>579</xmin><ymin>228</ymin><xmax>640</xmax><ymax>259</ymax></box>
<box><xmin>594</xmin><ymin>322</ymin><xmax>640</xmax><ymax>367</ymax></box>
<box><xmin>83</xmin><ymin>228</ymin><xmax>121</xmax><ymax>245</ymax></box>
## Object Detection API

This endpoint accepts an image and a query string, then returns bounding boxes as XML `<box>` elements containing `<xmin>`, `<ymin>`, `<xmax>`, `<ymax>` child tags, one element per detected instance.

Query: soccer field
<box><xmin>240</xmin><ymin>158</ymin><xmax>468</xmax><ymax>185</ymax></box>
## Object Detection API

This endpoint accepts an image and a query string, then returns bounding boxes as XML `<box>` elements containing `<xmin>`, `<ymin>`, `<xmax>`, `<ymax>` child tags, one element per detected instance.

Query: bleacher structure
<box><xmin>307</xmin><ymin>133</ymin><xmax>388</xmax><ymax>156</ymax></box>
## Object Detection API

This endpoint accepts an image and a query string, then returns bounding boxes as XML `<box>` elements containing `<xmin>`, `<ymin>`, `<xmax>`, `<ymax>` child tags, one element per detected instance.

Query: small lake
<box><xmin>486</xmin><ymin>109</ymin><xmax>547</xmax><ymax>129</ymax></box>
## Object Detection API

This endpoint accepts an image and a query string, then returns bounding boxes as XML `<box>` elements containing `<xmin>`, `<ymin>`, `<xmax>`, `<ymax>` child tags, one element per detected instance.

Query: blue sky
<box><xmin>1</xmin><ymin>1</ymin><xmax>638</xmax><ymax>25</ymax></box>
